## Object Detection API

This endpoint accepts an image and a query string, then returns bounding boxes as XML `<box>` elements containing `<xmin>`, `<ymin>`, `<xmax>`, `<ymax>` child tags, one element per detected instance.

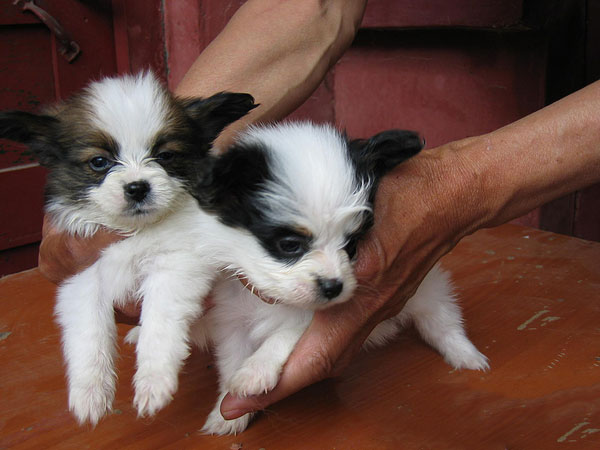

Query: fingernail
<box><xmin>221</xmin><ymin>408</ymin><xmax>249</xmax><ymax>420</ymax></box>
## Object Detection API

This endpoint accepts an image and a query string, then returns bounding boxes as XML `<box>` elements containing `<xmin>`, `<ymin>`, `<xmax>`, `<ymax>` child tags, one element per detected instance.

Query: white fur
<box><xmin>56</xmin><ymin>196</ymin><xmax>215</xmax><ymax>424</ymax></box>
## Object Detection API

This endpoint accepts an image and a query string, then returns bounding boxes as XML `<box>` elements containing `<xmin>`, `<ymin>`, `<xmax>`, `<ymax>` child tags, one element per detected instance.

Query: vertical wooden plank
<box><xmin>163</xmin><ymin>0</ymin><xmax>202</xmax><ymax>90</ymax></box>
<box><xmin>111</xmin><ymin>0</ymin><xmax>131</xmax><ymax>74</ymax></box>
<box><xmin>43</xmin><ymin>0</ymin><xmax>118</xmax><ymax>97</ymax></box>
<box><xmin>536</xmin><ymin>0</ymin><xmax>587</xmax><ymax>237</ymax></box>
<box><xmin>0</xmin><ymin>25</ymin><xmax>52</xmax><ymax>271</ymax></box>
<box><xmin>0</xmin><ymin>0</ymin><xmax>118</xmax><ymax>275</ymax></box>
<box><xmin>571</xmin><ymin>0</ymin><xmax>600</xmax><ymax>241</ymax></box>
<box><xmin>118</xmin><ymin>0</ymin><xmax>167</xmax><ymax>81</ymax></box>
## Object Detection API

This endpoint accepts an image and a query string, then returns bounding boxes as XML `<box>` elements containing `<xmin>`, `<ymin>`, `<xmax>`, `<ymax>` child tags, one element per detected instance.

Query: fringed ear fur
<box><xmin>348</xmin><ymin>129</ymin><xmax>424</xmax><ymax>181</ymax></box>
<box><xmin>0</xmin><ymin>110</ymin><xmax>60</xmax><ymax>165</ymax></box>
<box><xmin>194</xmin><ymin>142</ymin><xmax>269</xmax><ymax>222</ymax></box>
<box><xmin>0</xmin><ymin>110</ymin><xmax>57</xmax><ymax>143</ymax></box>
<box><xmin>347</xmin><ymin>129</ymin><xmax>424</xmax><ymax>203</ymax></box>
<box><xmin>181</xmin><ymin>92</ymin><xmax>258</xmax><ymax>144</ymax></box>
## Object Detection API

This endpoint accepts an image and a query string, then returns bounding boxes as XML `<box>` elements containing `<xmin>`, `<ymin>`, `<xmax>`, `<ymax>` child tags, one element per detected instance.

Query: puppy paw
<box><xmin>201</xmin><ymin>407</ymin><xmax>253</xmax><ymax>436</ymax></box>
<box><xmin>133</xmin><ymin>371</ymin><xmax>177</xmax><ymax>417</ymax></box>
<box><xmin>443</xmin><ymin>337</ymin><xmax>490</xmax><ymax>371</ymax></box>
<box><xmin>226</xmin><ymin>360</ymin><xmax>280</xmax><ymax>397</ymax></box>
<box><xmin>69</xmin><ymin>384</ymin><xmax>114</xmax><ymax>426</ymax></box>
<box><xmin>124</xmin><ymin>326</ymin><xmax>140</xmax><ymax>345</ymax></box>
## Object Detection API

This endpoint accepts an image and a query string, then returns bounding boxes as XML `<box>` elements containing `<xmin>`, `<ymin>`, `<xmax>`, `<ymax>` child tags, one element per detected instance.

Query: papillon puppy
<box><xmin>0</xmin><ymin>72</ymin><xmax>257</xmax><ymax>425</ymax></box>
<box><xmin>190</xmin><ymin>122</ymin><xmax>489</xmax><ymax>435</ymax></box>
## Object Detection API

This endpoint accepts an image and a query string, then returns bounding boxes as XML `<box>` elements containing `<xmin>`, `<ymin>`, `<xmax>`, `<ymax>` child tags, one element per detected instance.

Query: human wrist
<box><xmin>393</xmin><ymin>137</ymin><xmax>496</xmax><ymax>245</ymax></box>
<box><xmin>355</xmin><ymin>139</ymin><xmax>491</xmax><ymax>288</ymax></box>
<box><xmin>437</xmin><ymin>133</ymin><xmax>512</xmax><ymax>235</ymax></box>
<box><xmin>459</xmin><ymin>81</ymin><xmax>600</xmax><ymax>231</ymax></box>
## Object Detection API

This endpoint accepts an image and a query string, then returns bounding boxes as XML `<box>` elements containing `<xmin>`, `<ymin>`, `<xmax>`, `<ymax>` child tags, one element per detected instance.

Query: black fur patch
<box><xmin>197</xmin><ymin>142</ymin><xmax>310</xmax><ymax>264</ymax></box>
<box><xmin>180</xmin><ymin>92</ymin><xmax>258</xmax><ymax>146</ymax></box>
<box><xmin>348</xmin><ymin>129</ymin><xmax>424</xmax><ymax>202</ymax></box>
<box><xmin>149</xmin><ymin>92</ymin><xmax>257</xmax><ymax>194</ymax></box>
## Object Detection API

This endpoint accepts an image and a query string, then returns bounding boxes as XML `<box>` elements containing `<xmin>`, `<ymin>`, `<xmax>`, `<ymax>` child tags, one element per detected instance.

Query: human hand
<box><xmin>38</xmin><ymin>215</ymin><xmax>123</xmax><ymax>284</ymax></box>
<box><xmin>38</xmin><ymin>216</ymin><xmax>140</xmax><ymax>323</ymax></box>
<box><xmin>219</xmin><ymin>139</ymin><xmax>484</xmax><ymax>419</ymax></box>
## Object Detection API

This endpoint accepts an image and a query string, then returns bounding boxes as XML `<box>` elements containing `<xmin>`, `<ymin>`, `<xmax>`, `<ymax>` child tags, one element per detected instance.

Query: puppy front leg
<box><xmin>55</xmin><ymin>264</ymin><xmax>118</xmax><ymax>426</ymax></box>
<box><xmin>226</xmin><ymin>325</ymin><xmax>306</xmax><ymax>398</ymax></box>
<box><xmin>133</xmin><ymin>263</ymin><xmax>213</xmax><ymax>417</ymax></box>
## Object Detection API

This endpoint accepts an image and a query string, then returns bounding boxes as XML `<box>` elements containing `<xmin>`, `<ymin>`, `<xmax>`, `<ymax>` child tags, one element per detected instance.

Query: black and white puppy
<box><xmin>0</xmin><ymin>72</ymin><xmax>257</xmax><ymax>425</ymax></box>
<box><xmin>189</xmin><ymin>122</ymin><xmax>489</xmax><ymax>435</ymax></box>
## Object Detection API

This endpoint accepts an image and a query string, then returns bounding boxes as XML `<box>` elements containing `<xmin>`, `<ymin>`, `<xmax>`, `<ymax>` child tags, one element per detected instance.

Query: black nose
<box><xmin>317</xmin><ymin>278</ymin><xmax>344</xmax><ymax>300</ymax></box>
<box><xmin>124</xmin><ymin>181</ymin><xmax>150</xmax><ymax>202</ymax></box>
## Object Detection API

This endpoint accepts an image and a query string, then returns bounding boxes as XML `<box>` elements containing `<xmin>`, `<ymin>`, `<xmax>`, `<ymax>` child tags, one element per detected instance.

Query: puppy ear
<box><xmin>348</xmin><ymin>129</ymin><xmax>424</xmax><ymax>181</ymax></box>
<box><xmin>0</xmin><ymin>110</ymin><xmax>57</xmax><ymax>144</ymax></box>
<box><xmin>181</xmin><ymin>92</ymin><xmax>258</xmax><ymax>143</ymax></box>
<box><xmin>0</xmin><ymin>111</ymin><xmax>60</xmax><ymax>165</ymax></box>
<box><xmin>195</xmin><ymin>143</ymin><xmax>269</xmax><ymax>227</ymax></box>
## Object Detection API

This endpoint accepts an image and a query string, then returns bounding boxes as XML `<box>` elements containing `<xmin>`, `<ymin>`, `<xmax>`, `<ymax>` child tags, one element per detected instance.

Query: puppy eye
<box><xmin>276</xmin><ymin>236</ymin><xmax>309</xmax><ymax>257</ymax></box>
<box><xmin>156</xmin><ymin>151</ymin><xmax>175</xmax><ymax>162</ymax></box>
<box><xmin>89</xmin><ymin>156</ymin><xmax>114</xmax><ymax>172</ymax></box>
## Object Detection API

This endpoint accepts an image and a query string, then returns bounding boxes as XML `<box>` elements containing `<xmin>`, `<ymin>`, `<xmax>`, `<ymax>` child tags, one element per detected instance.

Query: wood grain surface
<box><xmin>1</xmin><ymin>224</ymin><xmax>598</xmax><ymax>449</ymax></box>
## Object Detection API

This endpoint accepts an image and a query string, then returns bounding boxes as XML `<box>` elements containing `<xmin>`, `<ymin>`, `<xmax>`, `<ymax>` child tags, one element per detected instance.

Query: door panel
<box><xmin>0</xmin><ymin>0</ymin><xmax>118</xmax><ymax>275</ymax></box>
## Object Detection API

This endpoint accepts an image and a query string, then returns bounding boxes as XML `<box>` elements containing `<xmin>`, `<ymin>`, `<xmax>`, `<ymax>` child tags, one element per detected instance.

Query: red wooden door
<box><xmin>0</xmin><ymin>0</ymin><xmax>117</xmax><ymax>276</ymax></box>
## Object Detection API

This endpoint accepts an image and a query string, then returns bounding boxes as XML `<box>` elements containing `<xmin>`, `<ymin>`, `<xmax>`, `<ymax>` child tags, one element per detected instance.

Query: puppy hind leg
<box><xmin>363</xmin><ymin>318</ymin><xmax>401</xmax><ymax>349</ymax></box>
<box><xmin>400</xmin><ymin>264</ymin><xmax>489</xmax><ymax>371</ymax></box>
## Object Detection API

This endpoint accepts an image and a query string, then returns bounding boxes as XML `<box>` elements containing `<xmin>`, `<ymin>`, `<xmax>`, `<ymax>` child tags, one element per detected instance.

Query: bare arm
<box><xmin>219</xmin><ymin>80</ymin><xmax>600</xmax><ymax>418</ymax></box>
<box><xmin>38</xmin><ymin>0</ymin><xmax>367</xmax><ymax>282</ymax></box>
<box><xmin>176</xmin><ymin>0</ymin><xmax>367</xmax><ymax>147</ymax></box>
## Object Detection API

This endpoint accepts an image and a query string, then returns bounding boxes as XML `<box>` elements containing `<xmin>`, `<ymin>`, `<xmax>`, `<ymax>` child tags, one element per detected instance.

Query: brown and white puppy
<box><xmin>0</xmin><ymin>72</ymin><xmax>256</xmax><ymax>425</ymax></box>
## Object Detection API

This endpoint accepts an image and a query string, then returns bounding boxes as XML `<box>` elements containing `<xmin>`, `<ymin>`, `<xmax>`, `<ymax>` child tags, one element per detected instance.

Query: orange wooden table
<box><xmin>1</xmin><ymin>224</ymin><xmax>599</xmax><ymax>449</ymax></box>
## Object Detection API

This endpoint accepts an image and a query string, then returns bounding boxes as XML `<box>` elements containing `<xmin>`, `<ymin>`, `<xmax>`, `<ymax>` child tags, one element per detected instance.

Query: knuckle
<box><xmin>307</xmin><ymin>348</ymin><xmax>336</xmax><ymax>380</ymax></box>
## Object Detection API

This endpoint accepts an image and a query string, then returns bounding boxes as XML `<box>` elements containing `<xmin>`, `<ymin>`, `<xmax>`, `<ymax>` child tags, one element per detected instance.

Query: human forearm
<box><xmin>460</xmin><ymin>80</ymin><xmax>600</xmax><ymax>232</ymax></box>
<box><xmin>175</xmin><ymin>0</ymin><xmax>367</xmax><ymax>147</ymax></box>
